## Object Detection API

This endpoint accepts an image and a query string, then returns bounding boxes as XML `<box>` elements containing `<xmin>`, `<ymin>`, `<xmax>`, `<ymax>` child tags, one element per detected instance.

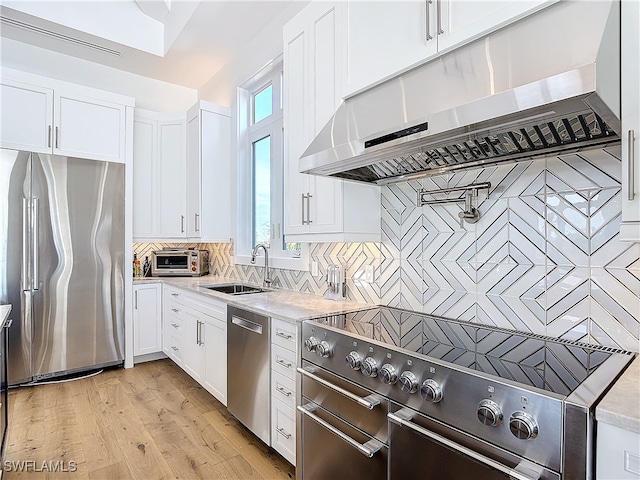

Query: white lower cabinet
<box><xmin>270</xmin><ymin>317</ymin><xmax>298</xmax><ymax>465</ymax></box>
<box><xmin>162</xmin><ymin>285</ymin><xmax>227</xmax><ymax>405</ymax></box>
<box><xmin>597</xmin><ymin>422</ymin><xmax>640</xmax><ymax>479</ymax></box>
<box><xmin>133</xmin><ymin>283</ymin><xmax>162</xmax><ymax>358</ymax></box>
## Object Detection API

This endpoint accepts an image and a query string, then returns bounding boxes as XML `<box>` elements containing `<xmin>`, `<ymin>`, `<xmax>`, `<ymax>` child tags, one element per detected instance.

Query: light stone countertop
<box><xmin>133</xmin><ymin>274</ymin><xmax>375</xmax><ymax>323</ymax></box>
<box><xmin>0</xmin><ymin>305</ymin><xmax>11</xmax><ymax>328</ymax></box>
<box><xmin>596</xmin><ymin>355</ymin><xmax>640</xmax><ymax>434</ymax></box>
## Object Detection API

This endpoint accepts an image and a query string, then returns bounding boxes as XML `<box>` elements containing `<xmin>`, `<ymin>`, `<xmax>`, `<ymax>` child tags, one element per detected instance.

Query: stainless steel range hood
<box><xmin>300</xmin><ymin>0</ymin><xmax>621</xmax><ymax>185</ymax></box>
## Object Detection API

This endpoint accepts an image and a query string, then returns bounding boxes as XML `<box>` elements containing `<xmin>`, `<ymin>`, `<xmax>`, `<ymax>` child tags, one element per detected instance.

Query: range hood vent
<box><xmin>336</xmin><ymin>109</ymin><xmax>618</xmax><ymax>184</ymax></box>
<box><xmin>300</xmin><ymin>0</ymin><xmax>621</xmax><ymax>185</ymax></box>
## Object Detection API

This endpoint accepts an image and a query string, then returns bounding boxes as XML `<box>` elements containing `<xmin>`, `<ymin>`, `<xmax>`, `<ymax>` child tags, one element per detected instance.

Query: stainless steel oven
<box><xmin>297</xmin><ymin>360</ymin><xmax>388</xmax><ymax>480</ymax></box>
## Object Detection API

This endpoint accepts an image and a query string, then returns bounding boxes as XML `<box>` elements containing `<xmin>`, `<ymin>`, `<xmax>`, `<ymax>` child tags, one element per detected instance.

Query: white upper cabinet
<box><xmin>620</xmin><ymin>0</ymin><xmax>640</xmax><ymax>242</ymax></box>
<box><xmin>0</xmin><ymin>69</ymin><xmax>130</xmax><ymax>162</ymax></box>
<box><xmin>283</xmin><ymin>1</ymin><xmax>381</xmax><ymax>242</ymax></box>
<box><xmin>186</xmin><ymin>101</ymin><xmax>232</xmax><ymax>242</ymax></box>
<box><xmin>133</xmin><ymin>110</ymin><xmax>187</xmax><ymax>240</ymax></box>
<box><xmin>341</xmin><ymin>0</ymin><xmax>559</xmax><ymax>98</ymax></box>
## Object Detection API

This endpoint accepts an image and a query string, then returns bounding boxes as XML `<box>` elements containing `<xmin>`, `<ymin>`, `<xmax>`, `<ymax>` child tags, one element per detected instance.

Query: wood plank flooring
<box><xmin>3</xmin><ymin>359</ymin><xmax>296</xmax><ymax>480</ymax></box>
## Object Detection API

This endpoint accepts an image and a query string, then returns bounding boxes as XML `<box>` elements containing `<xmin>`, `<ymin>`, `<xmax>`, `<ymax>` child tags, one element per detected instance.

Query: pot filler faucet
<box><xmin>250</xmin><ymin>243</ymin><xmax>272</xmax><ymax>287</ymax></box>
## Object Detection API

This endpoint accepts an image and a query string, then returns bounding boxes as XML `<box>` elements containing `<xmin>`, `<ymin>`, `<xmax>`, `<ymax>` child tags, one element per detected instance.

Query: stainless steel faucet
<box><xmin>250</xmin><ymin>243</ymin><xmax>272</xmax><ymax>287</ymax></box>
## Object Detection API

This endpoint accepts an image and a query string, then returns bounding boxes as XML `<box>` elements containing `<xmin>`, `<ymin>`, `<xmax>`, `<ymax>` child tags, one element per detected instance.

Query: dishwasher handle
<box><xmin>231</xmin><ymin>316</ymin><xmax>263</xmax><ymax>335</ymax></box>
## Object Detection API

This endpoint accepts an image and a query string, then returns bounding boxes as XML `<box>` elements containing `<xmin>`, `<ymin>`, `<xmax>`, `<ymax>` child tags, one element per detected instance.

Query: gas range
<box><xmin>300</xmin><ymin>306</ymin><xmax>635</xmax><ymax>479</ymax></box>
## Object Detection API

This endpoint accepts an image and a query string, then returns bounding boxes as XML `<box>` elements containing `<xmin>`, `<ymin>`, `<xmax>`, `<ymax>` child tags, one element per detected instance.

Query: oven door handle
<box><xmin>297</xmin><ymin>367</ymin><xmax>381</xmax><ymax>410</ymax></box>
<box><xmin>298</xmin><ymin>404</ymin><xmax>383</xmax><ymax>458</ymax></box>
<box><xmin>388</xmin><ymin>410</ymin><xmax>541</xmax><ymax>480</ymax></box>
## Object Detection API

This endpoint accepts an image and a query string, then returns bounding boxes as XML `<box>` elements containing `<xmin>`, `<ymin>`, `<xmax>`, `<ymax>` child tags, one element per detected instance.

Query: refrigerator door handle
<box><xmin>22</xmin><ymin>198</ymin><xmax>30</xmax><ymax>292</ymax></box>
<box><xmin>32</xmin><ymin>198</ymin><xmax>39</xmax><ymax>290</ymax></box>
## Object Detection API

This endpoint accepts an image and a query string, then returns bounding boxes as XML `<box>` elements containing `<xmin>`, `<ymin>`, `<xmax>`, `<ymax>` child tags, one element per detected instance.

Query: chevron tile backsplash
<box><xmin>135</xmin><ymin>146</ymin><xmax>639</xmax><ymax>352</ymax></box>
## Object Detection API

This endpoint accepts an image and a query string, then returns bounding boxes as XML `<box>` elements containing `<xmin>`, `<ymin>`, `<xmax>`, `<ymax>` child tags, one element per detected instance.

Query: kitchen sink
<box><xmin>201</xmin><ymin>284</ymin><xmax>268</xmax><ymax>295</ymax></box>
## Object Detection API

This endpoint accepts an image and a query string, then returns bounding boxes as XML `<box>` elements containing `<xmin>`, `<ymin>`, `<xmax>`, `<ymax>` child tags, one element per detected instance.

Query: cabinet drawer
<box><xmin>272</xmin><ymin>344</ymin><xmax>296</xmax><ymax>381</ymax></box>
<box><xmin>165</xmin><ymin>314</ymin><xmax>184</xmax><ymax>336</ymax></box>
<box><xmin>271</xmin><ymin>370</ymin><xmax>296</xmax><ymax>410</ymax></box>
<box><xmin>271</xmin><ymin>318</ymin><xmax>297</xmax><ymax>352</ymax></box>
<box><xmin>271</xmin><ymin>397</ymin><xmax>296</xmax><ymax>465</ymax></box>
<box><xmin>165</xmin><ymin>331</ymin><xmax>184</xmax><ymax>364</ymax></box>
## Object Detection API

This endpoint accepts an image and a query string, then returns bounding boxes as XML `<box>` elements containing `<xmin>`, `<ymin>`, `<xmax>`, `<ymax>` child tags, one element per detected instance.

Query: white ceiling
<box><xmin>0</xmin><ymin>0</ymin><xmax>301</xmax><ymax>90</ymax></box>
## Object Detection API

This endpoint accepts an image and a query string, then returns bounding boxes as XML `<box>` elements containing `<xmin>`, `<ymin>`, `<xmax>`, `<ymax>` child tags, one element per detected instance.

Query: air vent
<box><xmin>336</xmin><ymin>111</ymin><xmax>619</xmax><ymax>184</ymax></box>
<box><xmin>0</xmin><ymin>16</ymin><xmax>122</xmax><ymax>57</ymax></box>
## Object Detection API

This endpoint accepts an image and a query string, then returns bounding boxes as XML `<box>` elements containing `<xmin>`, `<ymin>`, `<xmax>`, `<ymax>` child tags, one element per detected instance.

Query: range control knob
<box><xmin>509</xmin><ymin>411</ymin><xmax>539</xmax><ymax>440</ymax></box>
<box><xmin>316</xmin><ymin>340</ymin><xmax>333</xmax><ymax>358</ymax></box>
<box><xmin>345</xmin><ymin>351</ymin><xmax>362</xmax><ymax>370</ymax></box>
<box><xmin>361</xmin><ymin>357</ymin><xmax>379</xmax><ymax>377</ymax></box>
<box><xmin>477</xmin><ymin>399</ymin><xmax>503</xmax><ymax>427</ymax></box>
<box><xmin>420</xmin><ymin>379</ymin><xmax>443</xmax><ymax>403</ymax></box>
<box><xmin>304</xmin><ymin>336</ymin><xmax>319</xmax><ymax>352</ymax></box>
<box><xmin>399</xmin><ymin>371</ymin><xmax>419</xmax><ymax>394</ymax></box>
<box><xmin>379</xmin><ymin>364</ymin><xmax>398</xmax><ymax>385</ymax></box>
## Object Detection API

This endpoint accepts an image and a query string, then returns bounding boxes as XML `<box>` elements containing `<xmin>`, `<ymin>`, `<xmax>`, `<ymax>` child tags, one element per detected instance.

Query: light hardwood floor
<box><xmin>4</xmin><ymin>359</ymin><xmax>296</xmax><ymax>480</ymax></box>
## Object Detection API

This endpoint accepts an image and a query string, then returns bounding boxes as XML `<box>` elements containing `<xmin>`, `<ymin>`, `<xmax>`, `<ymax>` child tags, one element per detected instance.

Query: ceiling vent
<box><xmin>0</xmin><ymin>16</ymin><xmax>122</xmax><ymax>57</ymax></box>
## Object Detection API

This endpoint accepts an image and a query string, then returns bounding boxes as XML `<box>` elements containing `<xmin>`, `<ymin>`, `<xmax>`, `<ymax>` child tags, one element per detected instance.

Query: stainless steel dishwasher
<box><xmin>227</xmin><ymin>305</ymin><xmax>270</xmax><ymax>444</ymax></box>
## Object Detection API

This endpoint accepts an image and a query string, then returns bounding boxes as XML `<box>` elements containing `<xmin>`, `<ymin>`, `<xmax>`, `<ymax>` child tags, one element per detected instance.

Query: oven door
<box><xmin>388</xmin><ymin>403</ymin><xmax>560</xmax><ymax>480</ymax></box>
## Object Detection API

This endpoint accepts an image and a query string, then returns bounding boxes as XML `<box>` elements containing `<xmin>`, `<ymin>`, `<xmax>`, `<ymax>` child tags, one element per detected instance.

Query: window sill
<box><xmin>233</xmin><ymin>254</ymin><xmax>308</xmax><ymax>272</ymax></box>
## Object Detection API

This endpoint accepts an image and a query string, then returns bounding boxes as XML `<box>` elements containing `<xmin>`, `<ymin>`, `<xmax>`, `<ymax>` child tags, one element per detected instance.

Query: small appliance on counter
<box><xmin>324</xmin><ymin>263</ymin><xmax>346</xmax><ymax>301</ymax></box>
<box><xmin>151</xmin><ymin>248</ymin><xmax>210</xmax><ymax>277</ymax></box>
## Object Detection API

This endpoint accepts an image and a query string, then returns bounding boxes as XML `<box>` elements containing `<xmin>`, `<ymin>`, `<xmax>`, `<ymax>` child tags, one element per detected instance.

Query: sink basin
<box><xmin>202</xmin><ymin>284</ymin><xmax>267</xmax><ymax>295</ymax></box>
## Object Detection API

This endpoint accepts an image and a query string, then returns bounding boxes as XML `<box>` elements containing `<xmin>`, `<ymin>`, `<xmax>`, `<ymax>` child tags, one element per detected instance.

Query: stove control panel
<box><xmin>509</xmin><ymin>411</ymin><xmax>538</xmax><ymax>440</ymax></box>
<box><xmin>316</xmin><ymin>340</ymin><xmax>333</xmax><ymax>358</ymax></box>
<box><xmin>399</xmin><ymin>371</ymin><xmax>419</xmax><ymax>394</ymax></box>
<box><xmin>304</xmin><ymin>336</ymin><xmax>319</xmax><ymax>352</ymax></box>
<box><xmin>345</xmin><ymin>351</ymin><xmax>362</xmax><ymax>370</ymax></box>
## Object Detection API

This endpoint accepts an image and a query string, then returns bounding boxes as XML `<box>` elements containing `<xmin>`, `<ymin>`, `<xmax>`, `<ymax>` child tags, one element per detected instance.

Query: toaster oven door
<box><xmin>153</xmin><ymin>253</ymin><xmax>188</xmax><ymax>273</ymax></box>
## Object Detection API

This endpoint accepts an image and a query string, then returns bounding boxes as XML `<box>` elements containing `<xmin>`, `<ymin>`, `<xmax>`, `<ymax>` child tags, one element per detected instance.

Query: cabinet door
<box><xmin>203</xmin><ymin>318</ymin><xmax>227</xmax><ymax>405</ymax></box>
<box><xmin>186</xmin><ymin>112</ymin><xmax>201</xmax><ymax>238</ymax></box>
<box><xmin>200</xmin><ymin>109</ymin><xmax>232</xmax><ymax>242</ymax></box>
<box><xmin>182</xmin><ymin>309</ymin><xmax>205</xmax><ymax>383</ymax></box>
<box><xmin>341</xmin><ymin>1</ymin><xmax>436</xmax><ymax>98</ymax></box>
<box><xmin>54</xmin><ymin>91</ymin><xmax>126</xmax><ymax>162</ymax></box>
<box><xmin>0</xmin><ymin>79</ymin><xmax>53</xmax><ymax>153</ymax></box>
<box><xmin>133</xmin><ymin>118</ymin><xmax>156</xmax><ymax>238</ymax></box>
<box><xmin>437</xmin><ymin>0</ymin><xmax>559</xmax><ymax>53</ymax></box>
<box><xmin>620</xmin><ymin>0</ymin><xmax>640</xmax><ymax>241</ymax></box>
<box><xmin>157</xmin><ymin>120</ymin><xmax>187</xmax><ymax>237</ymax></box>
<box><xmin>133</xmin><ymin>284</ymin><xmax>162</xmax><ymax>356</ymax></box>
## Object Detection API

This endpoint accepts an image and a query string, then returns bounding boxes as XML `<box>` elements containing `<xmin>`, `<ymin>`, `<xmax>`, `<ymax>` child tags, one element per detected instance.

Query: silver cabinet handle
<box><xmin>171</xmin><ymin>323</ymin><xmax>180</xmax><ymax>328</ymax></box>
<box><xmin>171</xmin><ymin>346</ymin><xmax>179</xmax><ymax>352</ymax></box>
<box><xmin>307</xmin><ymin>193</ymin><xmax>312</xmax><ymax>224</ymax></box>
<box><xmin>48</xmin><ymin>125</ymin><xmax>52</xmax><ymax>148</ymax></box>
<box><xmin>171</xmin><ymin>292</ymin><xmax>179</xmax><ymax>297</ymax></box>
<box><xmin>426</xmin><ymin>0</ymin><xmax>433</xmax><ymax>41</ymax></box>
<box><xmin>195</xmin><ymin>213</ymin><xmax>200</xmax><ymax>232</ymax></box>
<box><xmin>276</xmin><ymin>427</ymin><xmax>291</xmax><ymax>440</ymax></box>
<box><xmin>276</xmin><ymin>331</ymin><xmax>292</xmax><ymax>340</ymax></box>
<box><xmin>55</xmin><ymin>126</ymin><xmax>59</xmax><ymax>148</ymax></box>
<box><xmin>301</xmin><ymin>193</ymin><xmax>307</xmax><ymax>225</ymax></box>
<box><xmin>297</xmin><ymin>367</ymin><xmax>380</xmax><ymax>410</ymax></box>
<box><xmin>628</xmin><ymin>130</ymin><xmax>635</xmax><ymax>201</ymax></box>
<box><xmin>437</xmin><ymin>0</ymin><xmax>444</xmax><ymax>34</ymax></box>
<box><xmin>181</xmin><ymin>215</ymin><xmax>185</xmax><ymax>233</ymax></box>
<box><xmin>31</xmin><ymin>198</ymin><xmax>39</xmax><ymax>290</ymax></box>
<box><xmin>298</xmin><ymin>403</ymin><xmax>383</xmax><ymax>458</ymax></box>
<box><xmin>135</xmin><ymin>290</ymin><xmax>138</xmax><ymax>310</ymax></box>
<box><xmin>276</xmin><ymin>385</ymin><xmax>293</xmax><ymax>397</ymax></box>
<box><xmin>276</xmin><ymin>358</ymin><xmax>292</xmax><ymax>369</ymax></box>
<box><xmin>22</xmin><ymin>198</ymin><xmax>29</xmax><ymax>292</ymax></box>
<box><xmin>171</xmin><ymin>308</ymin><xmax>180</xmax><ymax>313</ymax></box>
<box><xmin>388</xmin><ymin>410</ymin><xmax>539</xmax><ymax>480</ymax></box>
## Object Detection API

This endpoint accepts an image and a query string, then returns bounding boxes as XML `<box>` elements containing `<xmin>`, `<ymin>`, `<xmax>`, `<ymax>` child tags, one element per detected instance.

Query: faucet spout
<box><xmin>251</xmin><ymin>243</ymin><xmax>272</xmax><ymax>287</ymax></box>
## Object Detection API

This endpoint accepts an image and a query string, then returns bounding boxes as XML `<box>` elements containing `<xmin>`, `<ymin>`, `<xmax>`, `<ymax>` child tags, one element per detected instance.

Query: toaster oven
<box><xmin>151</xmin><ymin>249</ymin><xmax>209</xmax><ymax>276</ymax></box>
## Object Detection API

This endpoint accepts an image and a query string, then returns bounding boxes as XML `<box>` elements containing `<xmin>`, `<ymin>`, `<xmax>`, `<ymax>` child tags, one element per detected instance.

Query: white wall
<box><xmin>0</xmin><ymin>37</ymin><xmax>197</xmax><ymax>111</ymax></box>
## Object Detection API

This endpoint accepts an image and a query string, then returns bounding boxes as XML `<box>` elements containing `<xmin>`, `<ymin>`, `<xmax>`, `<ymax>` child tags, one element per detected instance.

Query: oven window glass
<box><xmin>155</xmin><ymin>256</ymin><xmax>188</xmax><ymax>268</ymax></box>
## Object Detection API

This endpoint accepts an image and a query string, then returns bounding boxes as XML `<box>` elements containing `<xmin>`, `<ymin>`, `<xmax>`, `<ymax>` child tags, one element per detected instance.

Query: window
<box><xmin>236</xmin><ymin>62</ymin><xmax>304</xmax><ymax>269</ymax></box>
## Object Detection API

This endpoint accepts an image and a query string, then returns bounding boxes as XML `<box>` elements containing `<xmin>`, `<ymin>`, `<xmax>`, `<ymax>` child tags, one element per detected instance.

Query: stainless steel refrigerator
<box><xmin>0</xmin><ymin>148</ymin><xmax>125</xmax><ymax>385</ymax></box>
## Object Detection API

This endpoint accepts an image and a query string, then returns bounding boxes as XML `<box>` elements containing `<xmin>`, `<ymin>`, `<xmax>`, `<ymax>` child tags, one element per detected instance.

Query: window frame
<box><xmin>235</xmin><ymin>61</ymin><xmax>308</xmax><ymax>271</ymax></box>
